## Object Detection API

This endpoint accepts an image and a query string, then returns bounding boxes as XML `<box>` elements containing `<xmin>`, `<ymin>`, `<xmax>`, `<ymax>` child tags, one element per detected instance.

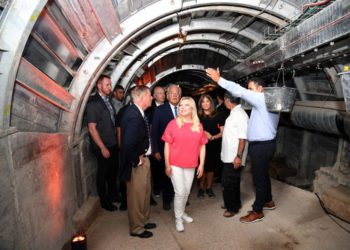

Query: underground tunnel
<box><xmin>0</xmin><ymin>0</ymin><xmax>350</xmax><ymax>249</ymax></box>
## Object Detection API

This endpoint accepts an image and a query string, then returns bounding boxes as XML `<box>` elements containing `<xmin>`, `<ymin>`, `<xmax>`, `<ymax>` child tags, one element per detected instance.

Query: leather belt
<box><xmin>249</xmin><ymin>139</ymin><xmax>275</xmax><ymax>146</ymax></box>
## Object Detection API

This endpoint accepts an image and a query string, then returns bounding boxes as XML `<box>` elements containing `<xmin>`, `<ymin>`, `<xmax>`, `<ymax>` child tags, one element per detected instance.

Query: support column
<box><xmin>286</xmin><ymin>131</ymin><xmax>313</xmax><ymax>188</ymax></box>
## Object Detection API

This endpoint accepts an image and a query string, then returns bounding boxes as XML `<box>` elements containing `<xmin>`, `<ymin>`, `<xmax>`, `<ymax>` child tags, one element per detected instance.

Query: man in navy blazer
<box><xmin>151</xmin><ymin>84</ymin><xmax>181</xmax><ymax>210</ymax></box>
<box><xmin>145</xmin><ymin>86</ymin><xmax>166</xmax><ymax>198</ymax></box>
<box><xmin>120</xmin><ymin>86</ymin><xmax>156</xmax><ymax>238</ymax></box>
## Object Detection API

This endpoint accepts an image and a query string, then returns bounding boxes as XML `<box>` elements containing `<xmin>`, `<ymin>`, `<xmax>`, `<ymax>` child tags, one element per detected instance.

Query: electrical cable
<box><xmin>222</xmin><ymin>0</ymin><xmax>273</xmax><ymax>68</ymax></box>
<box><xmin>314</xmin><ymin>193</ymin><xmax>350</xmax><ymax>233</ymax></box>
<box><xmin>228</xmin><ymin>0</ymin><xmax>273</xmax><ymax>43</ymax></box>
<box><xmin>303</xmin><ymin>0</ymin><xmax>331</xmax><ymax>12</ymax></box>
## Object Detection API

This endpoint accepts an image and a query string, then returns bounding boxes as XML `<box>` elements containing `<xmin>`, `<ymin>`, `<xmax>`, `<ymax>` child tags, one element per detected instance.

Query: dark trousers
<box><xmin>117</xmin><ymin>151</ymin><xmax>127</xmax><ymax>207</ymax></box>
<box><xmin>222</xmin><ymin>163</ymin><xmax>242</xmax><ymax>212</ymax></box>
<box><xmin>214</xmin><ymin>140</ymin><xmax>223</xmax><ymax>182</ymax></box>
<box><xmin>94</xmin><ymin>145</ymin><xmax>118</xmax><ymax>206</ymax></box>
<box><xmin>159</xmin><ymin>158</ymin><xmax>174</xmax><ymax>204</ymax></box>
<box><xmin>119</xmin><ymin>181</ymin><xmax>127</xmax><ymax>206</ymax></box>
<box><xmin>150</xmin><ymin>155</ymin><xmax>161</xmax><ymax>194</ymax></box>
<box><xmin>249</xmin><ymin>140</ymin><xmax>276</xmax><ymax>213</ymax></box>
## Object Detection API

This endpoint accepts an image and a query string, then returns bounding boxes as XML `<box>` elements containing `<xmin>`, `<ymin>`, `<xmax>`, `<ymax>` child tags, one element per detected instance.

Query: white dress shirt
<box><xmin>221</xmin><ymin>105</ymin><xmax>249</xmax><ymax>165</ymax></box>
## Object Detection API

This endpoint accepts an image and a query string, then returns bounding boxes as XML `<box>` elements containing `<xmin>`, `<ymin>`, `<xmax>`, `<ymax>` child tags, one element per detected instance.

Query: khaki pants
<box><xmin>126</xmin><ymin>157</ymin><xmax>151</xmax><ymax>234</ymax></box>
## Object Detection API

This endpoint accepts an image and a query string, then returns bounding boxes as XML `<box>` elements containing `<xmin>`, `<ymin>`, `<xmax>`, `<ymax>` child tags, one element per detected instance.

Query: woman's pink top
<box><xmin>162</xmin><ymin>119</ymin><xmax>208</xmax><ymax>168</ymax></box>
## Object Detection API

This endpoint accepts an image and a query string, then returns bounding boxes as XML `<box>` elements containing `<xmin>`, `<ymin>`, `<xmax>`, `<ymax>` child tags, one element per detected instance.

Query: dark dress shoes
<box><xmin>101</xmin><ymin>202</ymin><xmax>118</xmax><ymax>211</ymax></box>
<box><xmin>144</xmin><ymin>223</ymin><xmax>157</xmax><ymax>229</ymax></box>
<box><xmin>119</xmin><ymin>203</ymin><xmax>127</xmax><ymax>211</ymax></box>
<box><xmin>110</xmin><ymin>194</ymin><xmax>122</xmax><ymax>203</ymax></box>
<box><xmin>130</xmin><ymin>230</ymin><xmax>153</xmax><ymax>238</ymax></box>
<box><xmin>163</xmin><ymin>202</ymin><xmax>171</xmax><ymax>211</ymax></box>
<box><xmin>150</xmin><ymin>198</ymin><xmax>157</xmax><ymax>206</ymax></box>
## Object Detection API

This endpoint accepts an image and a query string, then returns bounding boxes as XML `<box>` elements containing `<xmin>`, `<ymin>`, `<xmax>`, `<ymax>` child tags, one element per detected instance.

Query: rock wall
<box><xmin>275</xmin><ymin>126</ymin><xmax>339</xmax><ymax>187</ymax></box>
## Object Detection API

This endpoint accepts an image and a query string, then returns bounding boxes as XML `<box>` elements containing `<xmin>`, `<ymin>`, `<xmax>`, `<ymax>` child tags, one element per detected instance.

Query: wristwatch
<box><xmin>236</xmin><ymin>153</ymin><xmax>242</xmax><ymax>159</ymax></box>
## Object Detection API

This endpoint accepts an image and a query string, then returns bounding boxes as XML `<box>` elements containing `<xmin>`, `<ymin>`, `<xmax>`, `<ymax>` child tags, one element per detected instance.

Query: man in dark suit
<box><xmin>214</xmin><ymin>88</ymin><xmax>230</xmax><ymax>183</ymax></box>
<box><xmin>86</xmin><ymin>75</ymin><xmax>118</xmax><ymax>211</ymax></box>
<box><xmin>152</xmin><ymin>84</ymin><xmax>181</xmax><ymax>210</ymax></box>
<box><xmin>119</xmin><ymin>86</ymin><xmax>156</xmax><ymax>238</ymax></box>
<box><xmin>216</xmin><ymin>87</ymin><xmax>230</xmax><ymax>119</ymax></box>
<box><xmin>145</xmin><ymin>86</ymin><xmax>166</xmax><ymax>198</ymax></box>
<box><xmin>145</xmin><ymin>86</ymin><xmax>166</xmax><ymax>123</ymax></box>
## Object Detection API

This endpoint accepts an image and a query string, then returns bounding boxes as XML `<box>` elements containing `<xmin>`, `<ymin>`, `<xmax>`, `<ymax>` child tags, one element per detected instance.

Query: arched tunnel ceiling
<box><xmin>108</xmin><ymin>4</ymin><xmax>287</xmax><ymax>89</ymax></box>
<box><xmin>61</xmin><ymin>0</ymin><xmax>305</xmax><ymax>138</ymax></box>
<box><xmin>1</xmin><ymin>0</ymin><xmax>349</xmax><ymax>142</ymax></box>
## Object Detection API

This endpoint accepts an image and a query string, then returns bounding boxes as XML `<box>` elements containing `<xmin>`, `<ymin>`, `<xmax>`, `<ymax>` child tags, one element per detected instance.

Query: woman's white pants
<box><xmin>170</xmin><ymin>166</ymin><xmax>195</xmax><ymax>221</ymax></box>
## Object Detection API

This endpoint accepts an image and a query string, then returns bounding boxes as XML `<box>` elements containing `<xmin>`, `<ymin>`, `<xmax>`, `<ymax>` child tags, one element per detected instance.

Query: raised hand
<box><xmin>206</xmin><ymin>67</ymin><xmax>220</xmax><ymax>82</ymax></box>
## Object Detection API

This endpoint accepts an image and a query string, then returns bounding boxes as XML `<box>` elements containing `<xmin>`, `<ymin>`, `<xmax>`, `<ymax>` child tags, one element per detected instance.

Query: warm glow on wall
<box><xmin>37</xmin><ymin>134</ymin><xmax>66</xmax><ymax>236</ymax></box>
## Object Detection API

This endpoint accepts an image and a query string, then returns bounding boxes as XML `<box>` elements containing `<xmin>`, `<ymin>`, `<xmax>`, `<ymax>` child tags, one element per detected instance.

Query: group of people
<box><xmin>85</xmin><ymin>67</ymin><xmax>280</xmax><ymax>238</ymax></box>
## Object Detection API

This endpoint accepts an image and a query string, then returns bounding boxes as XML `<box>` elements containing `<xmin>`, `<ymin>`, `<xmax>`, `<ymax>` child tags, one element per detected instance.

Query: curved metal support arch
<box><xmin>147</xmin><ymin>44</ymin><xmax>239</xmax><ymax>69</ymax></box>
<box><xmin>118</xmin><ymin>0</ymin><xmax>294</xmax><ymax>26</ymax></box>
<box><xmin>0</xmin><ymin>0</ymin><xmax>48</xmax><ymax>129</ymax></box>
<box><xmin>59</xmin><ymin>2</ymin><xmax>183</xmax><ymax>138</ymax></box>
<box><xmin>109</xmin><ymin>17</ymin><xmax>260</xmax><ymax>86</ymax></box>
<box><xmin>150</xmin><ymin>64</ymin><xmax>207</xmax><ymax>87</ymax></box>
<box><xmin>112</xmin><ymin>25</ymin><xmax>250</xmax><ymax>85</ymax></box>
<box><xmin>60</xmin><ymin>0</ymin><xmax>291</xmax><ymax>142</ymax></box>
<box><xmin>183</xmin><ymin>18</ymin><xmax>262</xmax><ymax>44</ymax></box>
<box><xmin>117</xmin><ymin>33</ymin><xmax>246</xmax><ymax>88</ymax></box>
<box><xmin>179</xmin><ymin>4</ymin><xmax>290</xmax><ymax>27</ymax></box>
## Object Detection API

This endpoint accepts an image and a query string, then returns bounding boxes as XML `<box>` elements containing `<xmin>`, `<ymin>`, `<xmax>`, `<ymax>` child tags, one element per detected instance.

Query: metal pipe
<box><xmin>230</xmin><ymin>0</ymin><xmax>350</xmax><ymax>79</ymax></box>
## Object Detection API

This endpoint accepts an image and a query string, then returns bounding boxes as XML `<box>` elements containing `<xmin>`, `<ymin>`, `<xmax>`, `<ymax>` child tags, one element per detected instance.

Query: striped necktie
<box><xmin>102</xmin><ymin>96</ymin><xmax>115</xmax><ymax>125</ymax></box>
<box><xmin>174</xmin><ymin>106</ymin><xmax>177</xmax><ymax>117</ymax></box>
<box><xmin>143</xmin><ymin>115</ymin><xmax>151</xmax><ymax>151</ymax></box>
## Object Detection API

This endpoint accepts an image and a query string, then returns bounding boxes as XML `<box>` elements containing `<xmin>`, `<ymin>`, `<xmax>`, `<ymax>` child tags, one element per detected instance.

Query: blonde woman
<box><xmin>162</xmin><ymin>97</ymin><xmax>207</xmax><ymax>232</ymax></box>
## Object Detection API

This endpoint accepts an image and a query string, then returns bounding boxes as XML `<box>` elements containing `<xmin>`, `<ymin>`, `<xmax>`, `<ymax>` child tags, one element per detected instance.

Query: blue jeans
<box><xmin>249</xmin><ymin>140</ymin><xmax>276</xmax><ymax>213</ymax></box>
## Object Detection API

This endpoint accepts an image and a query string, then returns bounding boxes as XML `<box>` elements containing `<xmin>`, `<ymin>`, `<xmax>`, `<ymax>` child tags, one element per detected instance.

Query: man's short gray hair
<box><xmin>131</xmin><ymin>86</ymin><xmax>150</xmax><ymax>101</ymax></box>
<box><xmin>166</xmin><ymin>84</ymin><xmax>182</xmax><ymax>96</ymax></box>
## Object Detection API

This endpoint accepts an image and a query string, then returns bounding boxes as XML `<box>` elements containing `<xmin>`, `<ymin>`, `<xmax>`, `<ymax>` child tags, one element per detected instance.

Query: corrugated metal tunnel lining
<box><xmin>1</xmin><ymin>0</ymin><xmax>309</xmax><ymax>137</ymax></box>
<box><xmin>1</xmin><ymin>0</ymin><xmax>349</xmax><ymax>140</ymax></box>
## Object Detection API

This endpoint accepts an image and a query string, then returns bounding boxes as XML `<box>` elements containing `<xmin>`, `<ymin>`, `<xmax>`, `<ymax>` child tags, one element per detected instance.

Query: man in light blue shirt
<box><xmin>206</xmin><ymin>68</ymin><xmax>279</xmax><ymax>223</ymax></box>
